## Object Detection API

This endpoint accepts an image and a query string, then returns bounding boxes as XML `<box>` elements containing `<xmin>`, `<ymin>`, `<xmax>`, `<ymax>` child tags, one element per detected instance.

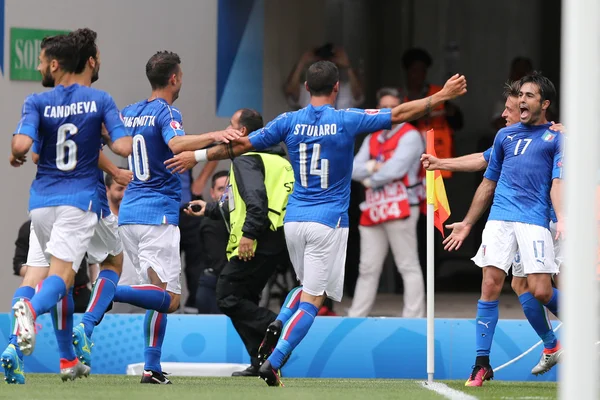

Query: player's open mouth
<box><xmin>520</xmin><ymin>106</ymin><xmax>529</xmax><ymax>119</ymax></box>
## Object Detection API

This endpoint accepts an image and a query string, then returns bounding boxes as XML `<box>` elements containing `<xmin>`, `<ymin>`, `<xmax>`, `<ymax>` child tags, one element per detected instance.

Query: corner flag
<box><xmin>425</xmin><ymin>129</ymin><xmax>451</xmax><ymax>237</ymax></box>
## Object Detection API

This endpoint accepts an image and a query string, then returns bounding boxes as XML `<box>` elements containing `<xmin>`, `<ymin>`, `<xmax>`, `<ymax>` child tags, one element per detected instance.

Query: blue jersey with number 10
<box><xmin>14</xmin><ymin>84</ymin><xmax>128</xmax><ymax>213</ymax></box>
<box><xmin>118</xmin><ymin>99</ymin><xmax>185</xmax><ymax>226</ymax></box>
<box><xmin>249</xmin><ymin>105</ymin><xmax>392</xmax><ymax>228</ymax></box>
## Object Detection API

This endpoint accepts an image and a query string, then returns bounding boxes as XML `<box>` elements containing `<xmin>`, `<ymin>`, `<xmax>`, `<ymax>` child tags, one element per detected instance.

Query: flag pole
<box><xmin>425</xmin><ymin>130</ymin><xmax>435</xmax><ymax>384</ymax></box>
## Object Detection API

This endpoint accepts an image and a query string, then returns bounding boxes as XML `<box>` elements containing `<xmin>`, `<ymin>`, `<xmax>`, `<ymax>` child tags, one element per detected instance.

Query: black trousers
<box><xmin>196</xmin><ymin>273</ymin><xmax>221</xmax><ymax>314</ymax></box>
<box><xmin>216</xmin><ymin>252</ymin><xmax>287</xmax><ymax>367</ymax></box>
<box><xmin>179</xmin><ymin>210</ymin><xmax>204</xmax><ymax>308</ymax></box>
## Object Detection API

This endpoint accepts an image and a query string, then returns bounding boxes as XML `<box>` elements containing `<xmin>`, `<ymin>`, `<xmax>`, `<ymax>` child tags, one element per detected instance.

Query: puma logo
<box><xmin>478</xmin><ymin>320</ymin><xmax>491</xmax><ymax>329</ymax></box>
<box><xmin>507</xmin><ymin>135</ymin><xmax>515</xmax><ymax>141</ymax></box>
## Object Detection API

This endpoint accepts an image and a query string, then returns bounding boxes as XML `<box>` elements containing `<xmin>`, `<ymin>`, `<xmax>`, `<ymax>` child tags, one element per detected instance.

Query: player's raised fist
<box><xmin>113</xmin><ymin>168</ymin><xmax>134</xmax><ymax>186</ymax></box>
<box><xmin>420</xmin><ymin>153</ymin><xmax>440</xmax><ymax>170</ymax></box>
<box><xmin>442</xmin><ymin>74</ymin><xmax>467</xmax><ymax>100</ymax></box>
<box><xmin>9</xmin><ymin>153</ymin><xmax>26</xmax><ymax>167</ymax></box>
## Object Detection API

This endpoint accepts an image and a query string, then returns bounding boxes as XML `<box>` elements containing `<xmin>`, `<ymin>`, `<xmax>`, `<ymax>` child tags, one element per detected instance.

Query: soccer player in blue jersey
<box><xmin>166</xmin><ymin>60</ymin><xmax>467</xmax><ymax>386</ymax></box>
<box><xmin>10</xmin><ymin>33</ymin><xmax>132</xmax><ymax>381</ymax></box>
<box><xmin>422</xmin><ymin>82</ymin><xmax>565</xmax><ymax>376</ymax></box>
<box><xmin>113</xmin><ymin>51</ymin><xmax>240</xmax><ymax>384</ymax></box>
<box><xmin>441</xmin><ymin>72</ymin><xmax>563</xmax><ymax>387</ymax></box>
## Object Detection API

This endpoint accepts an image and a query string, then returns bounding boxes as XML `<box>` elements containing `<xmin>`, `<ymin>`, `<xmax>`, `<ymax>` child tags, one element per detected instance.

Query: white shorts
<box><xmin>472</xmin><ymin>221</ymin><xmax>558</xmax><ymax>276</ymax></box>
<box><xmin>29</xmin><ymin>206</ymin><xmax>98</xmax><ymax>272</ymax></box>
<box><xmin>87</xmin><ymin>214</ymin><xmax>123</xmax><ymax>264</ymax></box>
<box><xmin>284</xmin><ymin>221</ymin><xmax>349</xmax><ymax>302</ymax></box>
<box><xmin>25</xmin><ymin>221</ymin><xmax>49</xmax><ymax>268</ymax></box>
<box><xmin>512</xmin><ymin>221</ymin><xmax>563</xmax><ymax>277</ymax></box>
<box><xmin>119</xmin><ymin>224</ymin><xmax>182</xmax><ymax>294</ymax></box>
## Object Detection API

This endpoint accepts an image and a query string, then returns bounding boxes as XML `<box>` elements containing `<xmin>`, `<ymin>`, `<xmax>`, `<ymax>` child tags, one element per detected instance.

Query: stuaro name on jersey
<box><xmin>123</xmin><ymin>115</ymin><xmax>157</xmax><ymax>128</ymax></box>
<box><xmin>293</xmin><ymin>123</ymin><xmax>337</xmax><ymax>136</ymax></box>
<box><xmin>44</xmin><ymin>101</ymin><xmax>98</xmax><ymax>118</ymax></box>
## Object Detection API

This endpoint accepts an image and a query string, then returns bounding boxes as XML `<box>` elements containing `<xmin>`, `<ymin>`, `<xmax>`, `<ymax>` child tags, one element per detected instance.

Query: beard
<box><xmin>91</xmin><ymin>65</ymin><xmax>99</xmax><ymax>84</ymax></box>
<box><xmin>41</xmin><ymin>66</ymin><xmax>55</xmax><ymax>88</ymax></box>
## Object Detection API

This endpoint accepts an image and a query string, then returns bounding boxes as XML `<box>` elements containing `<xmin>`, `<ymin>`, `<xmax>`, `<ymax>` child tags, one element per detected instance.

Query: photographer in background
<box><xmin>284</xmin><ymin>43</ymin><xmax>364</xmax><ymax>110</ymax></box>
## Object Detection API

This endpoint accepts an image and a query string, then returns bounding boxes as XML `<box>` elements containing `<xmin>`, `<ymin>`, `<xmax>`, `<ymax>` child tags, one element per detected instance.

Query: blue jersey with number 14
<box><xmin>118</xmin><ymin>99</ymin><xmax>185</xmax><ymax>226</ymax></box>
<box><xmin>14</xmin><ymin>84</ymin><xmax>128</xmax><ymax>213</ymax></box>
<box><xmin>249</xmin><ymin>105</ymin><xmax>392</xmax><ymax>228</ymax></box>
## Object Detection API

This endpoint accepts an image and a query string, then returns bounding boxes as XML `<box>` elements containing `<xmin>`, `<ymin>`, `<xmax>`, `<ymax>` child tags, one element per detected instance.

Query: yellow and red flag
<box><xmin>426</xmin><ymin>130</ymin><xmax>451</xmax><ymax>237</ymax></box>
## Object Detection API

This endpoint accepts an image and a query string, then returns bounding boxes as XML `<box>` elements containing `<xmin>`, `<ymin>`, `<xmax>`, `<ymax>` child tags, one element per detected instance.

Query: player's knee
<box><xmin>511</xmin><ymin>277</ymin><xmax>528</xmax><ymax>296</ymax></box>
<box><xmin>481</xmin><ymin>275</ymin><xmax>503</xmax><ymax>300</ymax></box>
<box><xmin>101</xmin><ymin>253</ymin><xmax>123</xmax><ymax>275</ymax></box>
<box><xmin>166</xmin><ymin>293</ymin><xmax>180</xmax><ymax>313</ymax></box>
<box><xmin>532</xmin><ymin>286</ymin><xmax>553</xmax><ymax>304</ymax></box>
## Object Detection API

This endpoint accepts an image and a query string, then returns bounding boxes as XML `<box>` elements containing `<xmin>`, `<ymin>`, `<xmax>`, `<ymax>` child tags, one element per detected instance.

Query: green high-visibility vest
<box><xmin>226</xmin><ymin>152</ymin><xmax>294</xmax><ymax>260</ymax></box>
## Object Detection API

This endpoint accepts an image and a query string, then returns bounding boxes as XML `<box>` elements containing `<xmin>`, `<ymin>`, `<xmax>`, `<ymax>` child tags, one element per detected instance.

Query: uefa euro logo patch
<box><xmin>542</xmin><ymin>131</ymin><xmax>556</xmax><ymax>142</ymax></box>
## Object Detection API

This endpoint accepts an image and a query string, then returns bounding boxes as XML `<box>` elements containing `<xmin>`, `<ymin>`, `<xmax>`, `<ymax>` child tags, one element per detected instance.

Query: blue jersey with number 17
<box><xmin>14</xmin><ymin>84</ymin><xmax>128</xmax><ymax>213</ymax></box>
<box><xmin>484</xmin><ymin>122</ymin><xmax>563</xmax><ymax>228</ymax></box>
<box><xmin>249</xmin><ymin>105</ymin><xmax>392</xmax><ymax>228</ymax></box>
<box><xmin>118</xmin><ymin>99</ymin><xmax>185</xmax><ymax>226</ymax></box>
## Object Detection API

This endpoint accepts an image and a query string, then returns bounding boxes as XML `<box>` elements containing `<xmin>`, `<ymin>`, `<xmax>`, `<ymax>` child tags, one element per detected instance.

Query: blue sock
<box><xmin>114</xmin><ymin>285</ymin><xmax>170</xmax><ymax>313</ymax></box>
<box><xmin>143</xmin><ymin>310</ymin><xmax>167</xmax><ymax>373</ymax></box>
<box><xmin>268</xmin><ymin>301</ymin><xmax>318</xmax><ymax>369</ymax></box>
<box><xmin>519</xmin><ymin>292</ymin><xmax>557</xmax><ymax>349</ymax></box>
<box><xmin>9</xmin><ymin>286</ymin><xmax>35</xmax><ymax>358</ymax></box>
<box><xmin>475</xmin><ymin>300</ymin><xmax>499</xmax><ymax>357</ymax></box>
<box><xmin>544</xmin><ymin>288</ymin><xmax>560</xmax><ymax>319</ymax></box>
<box><xmin>276</xmin><ymin>286</ymin><xmax>303</xmax><ymax>325</ymax></box>
<box><xmin>81</xmin><ymin>269</ymin><xmax>119</xmax><ymax>338</ymax></box>
<box><xmin>50</xmin><ymin>288</ymin><xmax>76</xmax><ymax>361</ymax></box>
<box><xmin>29</xmin><ymin>275</ymin><xmax>67</xmax><ymax>317</ymax></box>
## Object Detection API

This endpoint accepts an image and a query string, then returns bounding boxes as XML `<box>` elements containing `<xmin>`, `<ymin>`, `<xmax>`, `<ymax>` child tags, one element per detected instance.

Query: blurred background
<box><xmin>0</xmin><ymin>0</ymin><xmax>562</xmax><ymax>316</ymax></box>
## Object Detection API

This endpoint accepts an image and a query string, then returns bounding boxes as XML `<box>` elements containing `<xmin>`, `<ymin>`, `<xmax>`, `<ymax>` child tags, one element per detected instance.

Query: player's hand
<box><xmin>165</xmin><ymin>151</ymin><xmax>197</xmax><ymax>174</ymax></box>
<box><xmin>554</xmin><ymin>219</ymin><xmax>565</xmax><ymax>240</ymax></box>
<box><xmin>113</xmin><ymin>168</ymin><xmax>133</xmax><ymax>186</ymax></box>
<box><xmin>442</xmin><ymin>221</ymin><xmax>472</xmax><ymax>251</ymax></box>
<box><xmin>420</xmin><ymin>153</ymin><xmax>441</xmax><ymax>171</ymax></box>
<box><xmin>238</xmin><ymin>236</ymin><xmax>256</xmax><ymax>262</ymax></box>
<box><xmin>210</xmin><ymin>129</ymin><xmax>243</xmax><ymax>144</ymax></box>
<box><xmin>9</xmin><ymin>153</ymin><xmax>27</xmax><ymax>167</ymax></box>
<box><xmin>184</xmin><ymin>200</ymin><xmax>206</xmax><ymax>217</ymax></box>
<box><xmin>331</xmin><ymin>47</ymin><xmax>351</xmax><ymax>69</ymax></box>
<box><xmin>441</xmin><ymin>74</ymin><xmax>467</xmax><ymax>100</ymax></box>
<box><xmin>549</xmin><ymin>122</ymin><xmax>566</xmax><ymax>134</ymax></box>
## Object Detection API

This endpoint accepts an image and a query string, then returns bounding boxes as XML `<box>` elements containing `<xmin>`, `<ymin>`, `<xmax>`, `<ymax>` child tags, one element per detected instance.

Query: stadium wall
<box><xmin>0</xmin><ymin>0</ymin><xmax>327</xmax><ymax>311</ymax></box>
<box><xmin>0</xmin><ymin>313</ymin><xmax>559</xmax><ymax>381</ymax></box>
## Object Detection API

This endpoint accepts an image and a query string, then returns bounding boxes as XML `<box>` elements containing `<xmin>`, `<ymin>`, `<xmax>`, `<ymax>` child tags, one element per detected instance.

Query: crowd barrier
<box><xmin>0</xmin><ymin>313</ymin><xmax>559</xmax><ymax>381</ymax></box>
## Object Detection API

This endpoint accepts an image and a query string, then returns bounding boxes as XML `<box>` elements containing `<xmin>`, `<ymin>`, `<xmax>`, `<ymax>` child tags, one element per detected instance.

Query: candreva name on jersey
<box><xmin>44</xmin><ymin>101</ymin><xmax>98</xmax><ymax>118</ymax></box>
<box><xmin>293</xmin><ymin>123</ymin><xmax>337</xmax><ymax>136</ymax></box>
<box><xmin>123</xmin><ymin>115</ymin><xmax>157</xmax><ymax>128</ymax></box>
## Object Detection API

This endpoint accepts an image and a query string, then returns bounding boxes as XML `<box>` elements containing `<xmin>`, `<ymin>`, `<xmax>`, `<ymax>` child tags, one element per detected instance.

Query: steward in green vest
<box><xmin>184</xmin><ymin>108</ymin><xmax>294</xmax><ymax>377</ymax></box>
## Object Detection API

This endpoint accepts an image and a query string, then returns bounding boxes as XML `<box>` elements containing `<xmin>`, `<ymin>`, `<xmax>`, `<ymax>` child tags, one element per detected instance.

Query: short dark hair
<box><xmin>306</xmin><ymin>61</ymin><xmax>339</xmax><ymax>96</ymax></box>
<box><xmin>41</xmin><ymin>34</ymin><xmax>79</xmax><ymax>73</ymax></box>
<box><xmin>375</xmin><ymin>87</ymin><xmax>400</xmax><ymax>105</ymax></box>
<box><xmin>211</xmin><ymin>171</ymin><xmax>229</xmax><ymax>188</ymax></box>
<box><xmin>104</xmin><ymin>167</ymin><xmax>128</xmax><ymax>188</ymax></box>
<box><xmin>402</xmin><ymin>48</ymin><xmax>432</xmax><ymax>70</ymax></box>
<box><xmin>519</xmin><ymin>71</ymin><xmax>557</xmax><ymax>106</ymax></box>
<box><xmin>503</xmin><ymin>80</ymin><xmax>520</xmax><ymax>99</ymax></box>
<box><xmin>71</xmin><ymin>28</ymin><xmax>98</xmax><ymax>74</ymax></box>
<box><xmin>146</xmin><ymin>51</ymin><xmax>181</xmax><ymax>89</ymax></box>
<box><xmin>238</xmin><ymin>108</ymin><xmax>263</xmax><ymax>134</ymax></box>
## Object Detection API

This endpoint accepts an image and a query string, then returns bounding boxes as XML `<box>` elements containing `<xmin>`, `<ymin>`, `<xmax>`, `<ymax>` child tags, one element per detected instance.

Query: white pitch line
<box><xmin>419</xmin><ymin>381</ymin><xmax>479</xmax><ymax>400</ymax></box>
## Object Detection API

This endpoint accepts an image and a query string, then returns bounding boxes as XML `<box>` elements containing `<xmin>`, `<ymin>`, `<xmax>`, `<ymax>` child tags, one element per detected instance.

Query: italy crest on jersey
<box><xmin>542</xmin><ymin>130</ymin><xmax>556</xmax><ymax>142</ymax></box>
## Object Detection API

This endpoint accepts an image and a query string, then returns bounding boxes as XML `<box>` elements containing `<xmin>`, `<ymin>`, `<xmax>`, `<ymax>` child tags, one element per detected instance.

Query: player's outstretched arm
<box><xmin>421</xmin><ymin>152</ymin><xmax>487</xmax><ymax>172</ymax></box>
<box><xmin>391</xmin><ymin>74</ymin><xmax>467</xmax><ymax>124</ymax></box>
<box><xmin>165</xmin><ymin>137</ymin><xmax>254</xmax><ymax>174</ymax></box>
<box><xmin>168</xmin><ymin>129</ymin><xmax>243</xmax><ymax>154</ymax></box>
<box><xmin>443</xmin><ymin>177</ymin><xmax>496</xmax><ymax>251</ymax></box>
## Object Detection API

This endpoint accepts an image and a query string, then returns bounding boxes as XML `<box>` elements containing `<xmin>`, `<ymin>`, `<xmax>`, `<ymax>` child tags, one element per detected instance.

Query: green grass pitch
<box><xmin>1</xmin><ymin>375</ymin><xmax>558</xmax><ymax>400</ymax></box>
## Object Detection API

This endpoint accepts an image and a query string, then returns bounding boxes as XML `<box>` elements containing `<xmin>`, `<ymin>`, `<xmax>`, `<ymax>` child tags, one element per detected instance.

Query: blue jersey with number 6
<box><xmin>118</xmin><ymin>98</ymin><xmax>185</xmax><ymax>226</ymax></box>
<box><xmin>14</xmin><ymin>84</ymin><xmax>128</xmax><ymax>213</ymax></box>
<box><xmin>484</xmin><ymin>122</ymin><xmax>563</xmax><ymax>228</ymax></box>
<box><xmin>248</xmin><ymin>105</ymin><xmax>392</xmax><ymax>228</ymax></box>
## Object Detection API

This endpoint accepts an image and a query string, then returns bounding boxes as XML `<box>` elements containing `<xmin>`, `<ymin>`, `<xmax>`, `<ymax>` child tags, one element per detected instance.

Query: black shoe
<box><xmin>232</xmin><ymin>365</ymin><xmax>259</xmax><ymax>377</ymax></box>
<box><xmin>258</xmin><ymin>320</ymin><xmax>283</xmax><ymax>365</ymax></box>
<box><xmin>140</xmin><ymin>370</ymin><xmax>172</xmax><ymax>384</ymax></box>
<box><xmin>258</xmin><ymin>360</ymin><xmax>284</xmax><ymax>387</ymax></box>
